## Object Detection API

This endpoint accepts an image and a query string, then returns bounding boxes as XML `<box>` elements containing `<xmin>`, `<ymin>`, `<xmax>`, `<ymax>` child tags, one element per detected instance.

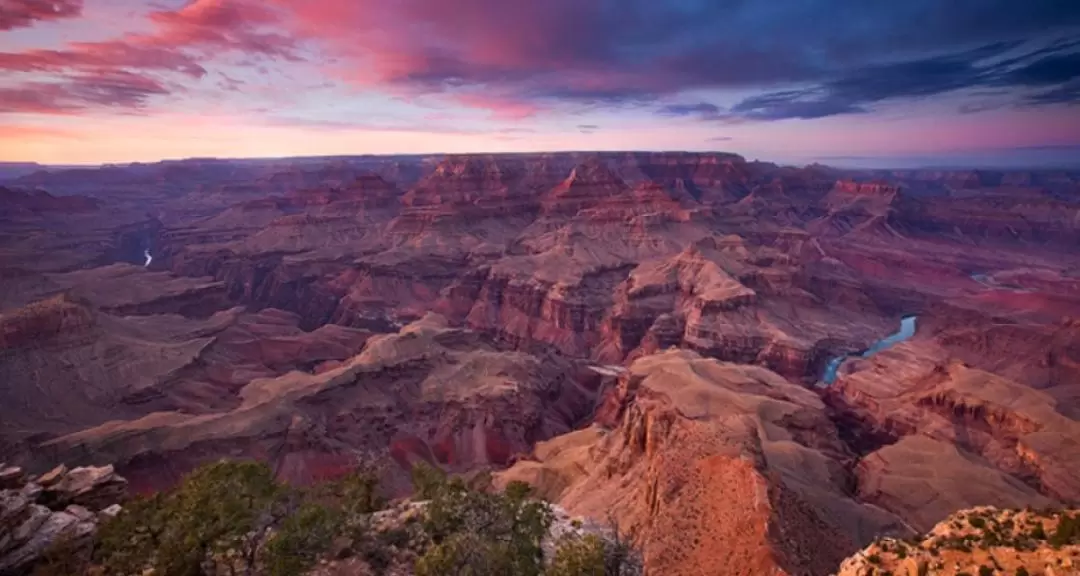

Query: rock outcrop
<box><xmin>0</xmin><ymin>464</ymin><xmax>126</xmax><ymax>575</ymax></box>
<box><xmin>836</xmin><ymin>507</ymin><xmax>1080</xmax><ymax>576</ymax></box>
<box><xmin>497</xmin><ymin>350</ymin><xmax>906</xmax><ymax>576</ymax></box>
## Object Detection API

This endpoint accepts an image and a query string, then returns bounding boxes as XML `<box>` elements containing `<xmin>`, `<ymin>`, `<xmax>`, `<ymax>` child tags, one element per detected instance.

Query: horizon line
<box><xmin>3</xmin><ymin>146</ymin><xmax>1080</xmax><ymax>172</ymax></box>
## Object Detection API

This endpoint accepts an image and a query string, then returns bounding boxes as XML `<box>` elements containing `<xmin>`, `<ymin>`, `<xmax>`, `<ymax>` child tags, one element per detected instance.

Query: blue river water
<box><xmin>821</xmin><ymin>316</ymin><xmax>917</xmax><ymax>385</ymax></box>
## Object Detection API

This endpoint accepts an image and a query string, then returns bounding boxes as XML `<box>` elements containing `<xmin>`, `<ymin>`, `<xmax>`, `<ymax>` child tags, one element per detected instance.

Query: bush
<box><xmin>415</xmin><ymin>473</ymin><xmax>553</xmax><ymax>576</ymax></box>
<box><xmin>262</xmin><ymin>502</ymin><xmax>341</xmax><ymax>576</ymax></box>
<box><xmin>34</xmin><ymin>458</ymin><xmax>646</xmax><ymax>576</ymax></box>
<box><xmin>411</xmin><ymin>462</ymin><xmax>448</xmax><ymax>501</ymax></box>
<box><xmin>549</xmin><ymin>534</ymin><xmax>607</xmax><ymax>576</ymax></box>
<box><xmin>94</xmin><ymin>460</ymin><xmax>359</xmax><ymax>576</ymax></box>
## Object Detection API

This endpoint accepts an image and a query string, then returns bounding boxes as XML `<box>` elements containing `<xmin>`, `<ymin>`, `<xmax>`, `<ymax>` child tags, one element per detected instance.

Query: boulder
<box><xmin>39</xmin><ymin>465</ymin><xmax>127</xmax><ymax>512</ymax></box>
<box><xmin>0</xmin><ymin>467</ymin><xmax>24</xmax><ymax>491</ymax></box>
<box><xmin>35</xmin><ymin>465</ymin><xmax>66</xmax><ymax>487</ymax></box>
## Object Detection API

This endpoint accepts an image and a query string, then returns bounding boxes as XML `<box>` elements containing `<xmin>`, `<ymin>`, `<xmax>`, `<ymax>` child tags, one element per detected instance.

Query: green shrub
<box><xmin>94</xmin><ymin>460</ymin><xmax>359</xmax><ymax>576</ymax></box>
<box><xmin>411</xmin><ymin>462</ymin><xmax>448</xmax><ymax>500</ymax></box>
<box><xmin>414</xmin><ymin>470</ymin><xmax>553</xmax><ymax>576</ymax></box>
<box><xmin>262</xmin><ymin>501</ymin><xmax>340</xmax><ymax>576</ymax></box>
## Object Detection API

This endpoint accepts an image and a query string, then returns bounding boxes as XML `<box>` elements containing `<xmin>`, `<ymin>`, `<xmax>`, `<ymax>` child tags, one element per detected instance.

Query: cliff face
<box><xmin>33</xmin><ymin>315</ymin><xmax>598</xmax><ymax>495</ymax></box>
<box><xmin>826</xmin><ymin>337</ymin><xmax>1080</xmax><ymax>531</ymax></box>
<box><xmin>497</xmin><ymin>350</ymin><xmax>906</xmax><ymax>576</ymax></box>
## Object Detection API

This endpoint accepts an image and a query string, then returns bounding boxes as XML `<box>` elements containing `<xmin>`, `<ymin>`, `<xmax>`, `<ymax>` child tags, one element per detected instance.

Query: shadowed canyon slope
<box><xmin>2</xmin><ymin>153</ymin><xmax>1080</xmax><ymax>574</ymax></box>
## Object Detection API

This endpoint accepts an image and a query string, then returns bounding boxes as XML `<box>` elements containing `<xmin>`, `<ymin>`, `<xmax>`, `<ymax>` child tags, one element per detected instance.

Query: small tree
<box><xmin>411</xmin><ymin>462</ymin><xmax>448</xmax><ymax>501</ymax></box>
<box><xmin>261</xmin><ymin>502</ymin><xmax>340</xmax><ymax>576</ymax></box>
<box><xmin>414</xmin><ymin>473</ymin><xmax>554</xmax><ymax>576</ymax></box>
<box><xmin>95</xmin><ymin>460</ymin><xmax>313</xmax><ymax>576</ymax></box>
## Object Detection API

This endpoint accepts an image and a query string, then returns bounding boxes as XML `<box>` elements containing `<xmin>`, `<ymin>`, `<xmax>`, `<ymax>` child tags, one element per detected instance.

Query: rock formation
<box><xmin>0</xmin><ymin>464</ymin><xmax>126</xmax><ymax>575</ymax></box>
<box><xmin>836</xmin><ymin>506</ymin><xmax>1080</xmax><ymax>576</ymax></box>
<box><xmin>1</xmin><ymin>153</ymin><xmax>1079</xmax><ymax>574</ymax></box>
<box><xmin>497</xmin><ymin>350</ymin><xmax>907</xmax><ymax>576</ymax></box>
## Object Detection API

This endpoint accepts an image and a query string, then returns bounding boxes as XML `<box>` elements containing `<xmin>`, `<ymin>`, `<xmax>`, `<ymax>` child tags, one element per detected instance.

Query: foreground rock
<box><xmin>836</xmin><ymin>506</ymin><xmax>1080</xmax><ymax>576</ymax></box>
<box><xmin>0</xmin><ymin>464</ymin><xmax>126</xmax><ymax>575</ymax></box>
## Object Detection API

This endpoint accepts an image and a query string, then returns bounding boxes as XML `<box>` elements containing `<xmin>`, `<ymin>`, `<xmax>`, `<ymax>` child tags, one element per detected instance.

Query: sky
<box><xmin>1</xmin><ymin>0</ymin><xmax>1079</xmax><ymax>167</ymax></box>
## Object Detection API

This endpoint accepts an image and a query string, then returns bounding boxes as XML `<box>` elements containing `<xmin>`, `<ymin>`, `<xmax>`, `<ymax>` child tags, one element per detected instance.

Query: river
<box><xmin>821</xmin><ymin>315</ymin><xmax>917</xmax><ymax>385</ymax></box>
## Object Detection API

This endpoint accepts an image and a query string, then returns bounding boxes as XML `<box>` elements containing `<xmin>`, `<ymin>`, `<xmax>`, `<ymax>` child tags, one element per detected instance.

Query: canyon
<box><xmin>2</xmin><ymin>152</ymin><xmax>1079</xmax><ymax>575</ymax></box>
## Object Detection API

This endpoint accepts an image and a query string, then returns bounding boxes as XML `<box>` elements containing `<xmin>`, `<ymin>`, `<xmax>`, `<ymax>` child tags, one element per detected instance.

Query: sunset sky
<box><xmin>1</xmin><ymin>0</ymin><xmax>1079</xmax><ymax>166</ymax></box>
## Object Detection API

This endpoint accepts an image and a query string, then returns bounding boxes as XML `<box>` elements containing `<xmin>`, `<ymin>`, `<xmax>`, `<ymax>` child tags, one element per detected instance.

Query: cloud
<box><xmin>0</xmin><ymin>0</ymin><xmax>81</xmax><ymax>31</ymax></box>
<box><xmin>0</xmin><ymin>70</ymin><xmax>170</xmax><ymax>114</ymax></box>
<box><xmin>4</xmin><ymin>0</ymin><xmax>1080</xmax><ymax>121</ymax></box>
<box><xmin>452</xmin><ymin>93</ymin><xmax>543</xmax><ymax>119</ymax></box>
<box><xmin>577</xmin><ymin>124</ymin><xmax>599</xmax><ymax>133</ymax></box>
<box><xmin>728</xmin><ymin>90</ymin><xmax>868</xmax><ymax>120</ymax></box>
<box><xmin>706</xmin><ymin>136</ymin><xmax>733</xmax><ymax>142</ymax></box>
<box><xmin>0</xmin><ymin>41</ymin><xmax>207</xmax><ymax>77</ymax></box>
<box><xmin>264</xmin><ymin>0</ymin><xmax>1080</xmax><ymax>115</ymax></box>
<box><xmin>719</xmin><ymin>39</ymin><xmax>1080</xmax><ymax>121</ymax></box>
<box><xmin>0</xmin><ymin>0</ymin><xmax>296</xmax><ymax>114</ymax></box>
<box><xmin>657</xmin><ymin>102</ymin><xmax>722</xmax><ymax>119</ymax></box>
<box><xmin>145</xmin><ymin>0</ymin><xmax>297</xmax><ymax>57</ymax></box>
<box><xmin>1026</xmin><ymin>80</ymin><xmax>1080</xmax><ymax>105</ymax></box>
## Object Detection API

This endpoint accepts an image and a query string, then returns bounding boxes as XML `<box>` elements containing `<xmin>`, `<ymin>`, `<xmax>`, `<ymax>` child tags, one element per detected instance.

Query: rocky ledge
<box><xmin>836</xmin><ymin>506</ymin><xmax>1080</xmax><ymax>576</ymax></box>
<box><xmin>0</xmin><ymin>463</ymin><xmax>127</xmax><ymax>575</ymax></box>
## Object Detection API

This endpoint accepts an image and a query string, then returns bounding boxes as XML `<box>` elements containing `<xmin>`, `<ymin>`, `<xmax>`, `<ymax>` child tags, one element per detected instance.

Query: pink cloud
<box><xmin>145</xmin><ymin>0</ymin><xmax>298</xmax><ymax>57</ymax></box>
<box><xmin>0</xmin><ymin>41</ymin><xmax>207</xmax><ymax>77</ymax></box>
<box><xmin>0</xmin><ymin>70</ymin><xmax>170</xmax><ymax>114</ymax></box>
<box><xmin>260</xmin><ymin>0</ymin><xmax>689</xmax><ymax>113</ymax></box>
<box><xmin>453</xmin><ymin>93</ymin><xmax>544</xmax><ymax>120</ymax></box>
<box><xmin>0</xmin><ymin>0</ymin><xmax>82</xmax><ymax>31</ymax></box>
<box><xmin>0</xmin><ymin>0</ymin><xmax>299</xmax><ymax>114</ymax></box>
